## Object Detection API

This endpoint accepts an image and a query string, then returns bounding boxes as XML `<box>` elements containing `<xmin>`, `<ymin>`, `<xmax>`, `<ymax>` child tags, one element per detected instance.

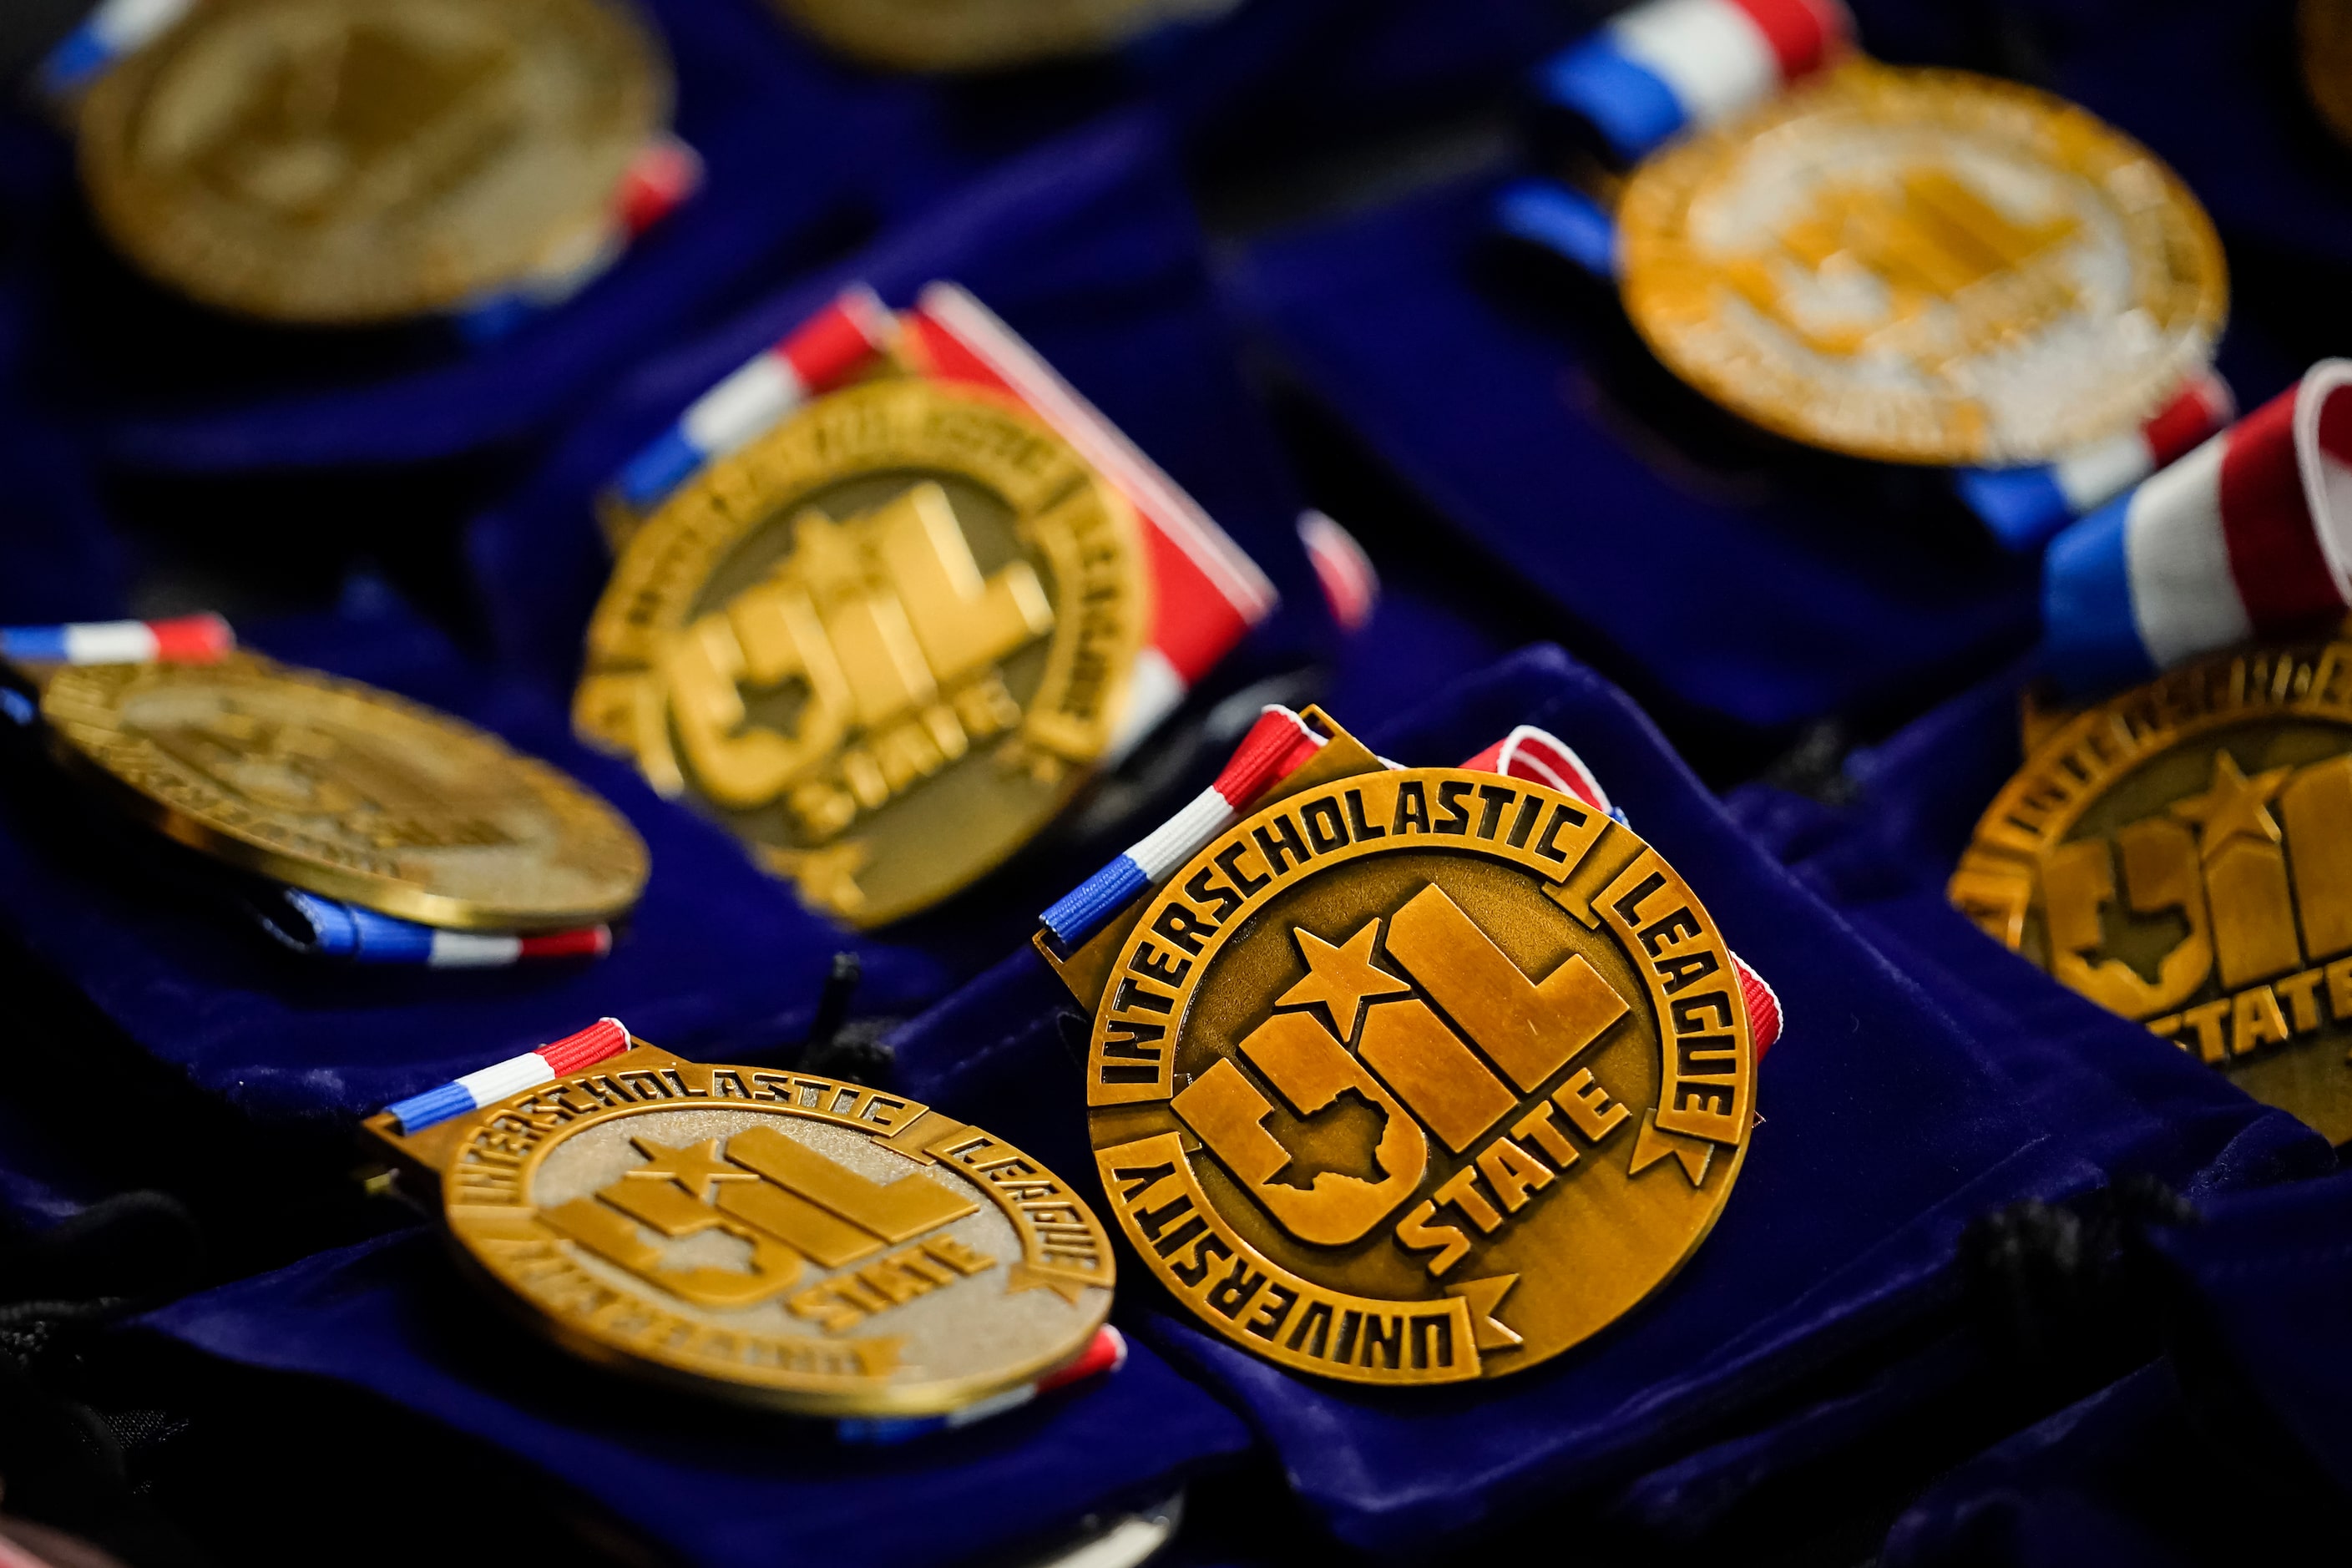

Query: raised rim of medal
<box><xmin>41</xmin><ymin>657</ymin><xmax>649</xmax><ymax>931</ymax></box>
<box><xmin>73</xmin><ymin>0</ymin><xmax>674</xmax><ymax>324</ymax></box>
<box><xmin>448</xmin><ymin>1084</ymin><xmax>1113</xmax><ymax>1416</ymax></box>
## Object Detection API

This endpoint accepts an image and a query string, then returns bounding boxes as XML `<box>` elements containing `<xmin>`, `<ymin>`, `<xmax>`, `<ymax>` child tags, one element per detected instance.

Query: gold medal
<box><xmin>576</xmin><ymin>376</ymin><xmax>1147</xmax><ymax>928</ymax></box>
<box><xmin>1075</xmin><ymin>715</ymin><xmax>1756</xmax><ymax>1385</ymax></box>
<box><xmin>1954</xmin><ymin>636</ymin><xmax>2352</xmax><ymax>1144</ymax></box>
<box><xmin>43</xmin><ymin>651</ymin><xmax>647</xmax><ymax>930</ymax></box>
<box><xmin>366</xmin><ymin>1037</ymin><xmax>1116</xmax><ymax>1415</ymax></box>
<box><xmin>1616</xmin><ymin>63</ymin><xmax>2226</xmax><ymax>466</ymax></box>
<box><xmin>77</xmin><ymin>0</ymin><xmax>670</xmax><ymax>324</ymax></box>
<box><xmin>770</xmin><ymin>0</ymin><xmax>1237</xmax><ymax>73</ymax></box>
<box><xmin>2304</xmin><ymin>0</ymin><xmax>2352</xmax><ymax>149</ymax></box>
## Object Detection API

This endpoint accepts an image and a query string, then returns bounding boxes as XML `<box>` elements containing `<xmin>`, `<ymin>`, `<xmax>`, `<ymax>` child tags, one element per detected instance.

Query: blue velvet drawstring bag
<box><xmin>882</xmin><ymin>642</ymin><xmax>2132</xmax><ymax>1552</ymax></box>
<box><xmin>1879</xmin><ymin>1169</ymin><xmax>2352</xmax><ymax>1567</ymax></box>
<box><xmin>0</xmin><ymin>589</ymin><xmax>952</xmax><ymax>1129</ymax></box>
<box><xmin>139</xmin><ymin>1229</ymin><xmax>1256</xmax><ymax>1568</ymax></box>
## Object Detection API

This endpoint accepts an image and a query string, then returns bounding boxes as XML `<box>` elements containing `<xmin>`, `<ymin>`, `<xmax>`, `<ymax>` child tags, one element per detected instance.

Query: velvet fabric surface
<box><xmin>139</xmin><ymin>1230</ymin><xmax>1256</xmax><ymax>1568</ymax></box>
<box><xmin>886</xmin><ymin>643</ymin><xmax>2115</xmax><ymax>1551</ymax></box>
<box><xmin>1879</xmin><ymin>1173</ymin><xmax>2352</xmax><ymax>1565</ymax></box>
<box><xmin>0</xmin><ymin>589</ymin><xmax>951</xmax><ymax>1130</ymax></box>
<box><xmin>1223</xmin><ymin>176</ymin><xmax>2048</xmax><ymax>732</ymax></box>
<box><xmin>0</xmin><ymin>0</ymin><xmax>1588</xmax><ymax>478</ymax></box>
<box><xmin>469</xmin><ymin>109</ymin><xmax>1325</xmax><ymax>701</ymax></box>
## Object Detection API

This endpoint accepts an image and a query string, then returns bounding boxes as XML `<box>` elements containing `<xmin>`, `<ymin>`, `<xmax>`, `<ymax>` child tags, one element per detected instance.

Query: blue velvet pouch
<box><xmin>1222</xmin><ymin>175</ymin><xmax>2049</xmax><ymax>732</ymax></box>
<box><xmin>5</xmin><ymin>0</ymin><xmax>1593</xmax><ymax>479</ymax></box>
<box><xmin>139</xmin><ymin>1229</ymin><xmax>1255</xmax><ymax>1568</ymax></box>
<box><xmin>0</xmin><ymin>589</ymin><xmax>950</xmax><ymax>1130</ymax></box>
<box><xmin>886</xmin><ymin>643</ymin><xmax>2119</xmax><ymax>1552</ymax></box>
<box><xmin>468</xmin><ymin>109</ymin><xmax>1323</xmax><ymax>701</ymax></box>
<box><xmin>1880</xmin><ymin>1171</ymin><xmax>2352</xmax><ymax>1566</ymax></box>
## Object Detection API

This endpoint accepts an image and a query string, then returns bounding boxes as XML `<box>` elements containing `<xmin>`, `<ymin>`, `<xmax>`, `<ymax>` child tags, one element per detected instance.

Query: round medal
<box><xmin>1953</xmin><ymin>637</ymin><xmax>2352</xmax><ymax>1144</ymax></box>
<box><xmin>43</xmin><ymin>652</ymin><xmax>647</xmax><ymax>930</ymax></box>
<box><xmin>435</xmin><ymin>1054</ymin><xmax>1115</xmax><ymax>1414</ymax></box>
<box><xmin>1085</xmin><ymin>767</ymin><xmax>1757</xmax><ymax>1385</ymax></box>
<box><xmin>576</xmin><ymin>377</ymin><xmax>1147</xmax><ymax>928</ymax></box>
<box><xmin>77</xmin><ymin>0</ymin><xmax>669</xmax><ymax>324</ymax></box>
<box><xmin>1616</xmin><ymin>64</ymin><xmax>2226</xmax><ymax>467</ymax></box>
<box><xmin>771</xmin><ymin>0</ymin><xmax>1237</xmax><ymax>73</ymax></box>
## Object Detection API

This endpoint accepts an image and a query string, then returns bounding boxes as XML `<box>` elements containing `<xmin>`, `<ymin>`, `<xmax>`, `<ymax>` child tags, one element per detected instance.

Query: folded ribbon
<box><xmin>259</xmin><ymin>888</ymin><xmax>613</xmax><ymax>971</ymax></box>
<box><xmin>0</xmin><ymin>614</ymin><xmax>232</xmax><ymax>666</ymax></box>
<box><xmin>381</xmin><ymin>1015</ymin><xmax>634</xmax><ymax>1134</ymax></box>
<box><xmin>1532</xmin><ymin>0</ymin><xmax>1853</xmax><ymax>166</ymax></box>
<box><xmin>2044</xmin><ymin>359</ymin><xmax>2352</xmax><ymax>695</ymax></box>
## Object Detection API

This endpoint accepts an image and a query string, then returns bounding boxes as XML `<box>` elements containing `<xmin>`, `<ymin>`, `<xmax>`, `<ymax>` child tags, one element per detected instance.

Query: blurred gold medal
<box><xmin>576</xmin><ymin>376</ymin><xmax>1147</xmax><ymax>928</ymax></box>
<box><xmin>367</xmin><ymin>1039</ymin><xmax>1115</xmax><ymax>1415</ymax></box>
<box><xmin>771</xmin><ymin>0</ymin><xmax>1238</xmax><ymax>73</ymax></box>
<box><xmin>78</xmin><ymin>0</ymin><xmax>670</xmax><ymax>323</ymax></box>
<box><xmin>2304</xmin><ymin>0</ymin><xmax>2352</xmax><ymax>148</ymax></box>
<box><xmin>1616</xmin><ymin>64</ymin><xmax>2225</xmax><ymax>466</ymax></box>
<box><xmin>1954</xmin><ymin>636</ymin><xmax>2352</xmax><ymax>1144</ymax></box>
<box><xmin>43</xmin><ymin>651</ymin><xmax>647</xmax><ymax>930</ymax></box>
<box><xmin>1078</xmin><ymin>721</ymin><xmax>1755</xmax><ymax>1385</ymax></box>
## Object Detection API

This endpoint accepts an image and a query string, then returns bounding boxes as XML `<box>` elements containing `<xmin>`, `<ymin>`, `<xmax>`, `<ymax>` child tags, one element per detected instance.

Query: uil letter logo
<box><xmin>1171</xmin><ymin>883</ymin><xmax>1633</xmax><ymax>1247</ymax></box>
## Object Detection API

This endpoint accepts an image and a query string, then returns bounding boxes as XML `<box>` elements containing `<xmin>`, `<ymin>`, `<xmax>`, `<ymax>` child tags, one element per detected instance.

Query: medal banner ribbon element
<box><xmin>1494</xmin><ymin>176</ymin><xmax>2234</xmax><ymax>549</ymax></box>
<box><xmin>0</xmin><ymin>615</ymin><xmax>231</xmax><ymax>666</ymax></box>
<box><xmin>900</xmin><ymin>283</ymin><xmax>1279</xmax><ymax>757</ymax></box>
<box><xmin>2044</xmin><ymin>360</ymin><xmax>2352</xmax><ymax>695</ymax></box>
<box><xmin>264</xmin><ymin>888</ymin><xmax>612</xmax><ymax>970</ymax></box>
<box><xmin>1533</xmin><ymin>0</ymin><xmax>1853</xmax><ymax>165</ymax></box>
<box><xmin>36</xmin><ymin>0</ymin><xmax>188</xmax><ymax>98</ymax></box>
<box><xmin>1298</xmin><ymin>510</ymin><xmax>1380</xmax><ymax>633</ymax></box>
<box><xmin>382</xmin><ymin>1016</ymin><xmax>634</xmax><ymax>1134</ymax></box>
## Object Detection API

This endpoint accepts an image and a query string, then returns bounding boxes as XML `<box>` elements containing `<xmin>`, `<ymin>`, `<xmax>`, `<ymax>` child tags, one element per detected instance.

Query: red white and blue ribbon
<box><xmin>457</xmin><ymin>134</ymin><xmax>705</xmax><ymax>342</ymax></box>
<box><xmin>382</xmin><ymin>1016</ymin><xmax>633</xmax><ymax>1134</ymax></box>
<box><xmin>1039</xmin><ymin>706</ymin><xmax>1327</xmax><ymax>948</ymax></box>
<box><xmin>37</xmin><ymin>0</ymin><xmax>188</xmax><ymax>99</ymax></box>
<box><xmin>606</xmin><ymin>286</ymin><xmax>896</xmax><ymax>513</ymax></box>
<box><xmin>0</xmin><ymin>614</ymin><xmax>231</xmax><ymax>667</ymax></box>
<box><xmin>901</xmin><ymin>283</ymin><xmax>1280</xmax><ymax>759</ymax></box>
<box><xmin>2044</xmin><ymin>361</ymin><xmax>2352</xmax><ymax>695</ymax></box>
<box><xmin>1534</xmin><ymin>0</ymin><xmax>1853</xmax><ymax>165</ymax></box>
<box><xmin>1496</xmin><ymin>177</ymin><xmax>1623</xmax><ymax>281</ymax></box>
<box><xmin>836</xmin><ymin>1324</ymin><xmax>1128</xmax><ymax>1445</ymax></box>
<box><xmin>1956</xmin><ymin>372</ymin><xmax>2235</xmax><ymax>553</ymax></box>
<box><xmin>1298</xmin><ymin>510</ymin><xmax>1380</xmax><ymax>633</ymax></box>
<box><xmin>266</xmin><ymin>888</ymin><xmax>611</xmax><ymax>970</ymax></box>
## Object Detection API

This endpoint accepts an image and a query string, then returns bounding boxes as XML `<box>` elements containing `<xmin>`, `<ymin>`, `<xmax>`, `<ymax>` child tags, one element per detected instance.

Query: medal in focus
<box><xmin>1616</xmin><ymin>63</ymin><xmax>2226</xmax><ymax>467</ymax></box>
<box><xmin>1954</xmin><ymin>636</ymin><xmax>2352</xmax><ymax>1144</ymax></box>
<box><xmin>367</xmin><ymin>1024</ymin><xmax>1117</xmax><ymax>1416</ymax></box>
<box><xmin>43</xmin><ymin>651</ymin><xmax>647</xmax><ymax>931</ymax></box>
<box><xmin>76</xmin><ymin>0</ymin><xmax>670</xmax><ymax>323</ymax></box>
<box><xmin>577</xmin><ymin>375</ymin><xmax>1147</xmax><ymax>928</ymax></box>
<box><xmin>1068</xmin><ymin>713</ymin><xmax>1756</xmax><ymax>1385</ymax></box>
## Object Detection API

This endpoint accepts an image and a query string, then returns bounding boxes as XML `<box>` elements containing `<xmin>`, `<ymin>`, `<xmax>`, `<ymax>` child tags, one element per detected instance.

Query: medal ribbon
<box><xmin>2044</xmin><ymin>360</ymin><xmax>2352</xmax><ymax>695</ymax></box>
<box><xmin>607</xmin><ymin>281</ymin><xmax>1280</xmax><ymax>760</ymax></box>
<box><xmin>1039</xmin><ymin>713</ymin><xmax>1783</xmax><ymax>1052</ymax></box>
<box><xmin>1297</xmin><ymin>509</ymin><xmax>1380</xmax><ymax>633</ymax></box>
<box><xmin>1532</xmin><ymin>0</ymin><xmax>1854</xmax><ymax>167</ymax></box>
<box><xmin>0</xmin><ymin>614</ymin><xmax>230</xmax><ymax>666</ymax></box>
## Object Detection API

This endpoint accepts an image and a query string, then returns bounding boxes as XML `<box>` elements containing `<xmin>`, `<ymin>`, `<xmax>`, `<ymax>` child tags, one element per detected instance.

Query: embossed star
<box><xmin>1277</xmin><ymin>918</ymin><xmax>1411</xmax><ymax>1043</ymax></box>
<box><xmin>625</xmin><ymin>1137</ymin><xmax>758</xmax><ymax>1201</ymax></box>
<box><xmin>2171</xmin><ymin>751</ymin><xmax>2294</xmax><ymax>861</ymax></box>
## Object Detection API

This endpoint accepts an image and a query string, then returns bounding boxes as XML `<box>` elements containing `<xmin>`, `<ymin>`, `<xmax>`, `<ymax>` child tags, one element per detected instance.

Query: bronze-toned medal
<box><xmin>1616</xmin><ymin>63</ymin><xmax>2226</xmax><ymax>466</ymax></box>
<box><xmin>1076</xmin><ymin>717</ymin><xmax>1756</xmax><ymax>1385</ymax></box>
<box><xmin>577</xmin><ymin>376</ymin><xmax>1147</xmax><ymax>928</ymax></box>
<box><xmin>1954</xmin><ymin>636</ymin><xmax>2352</xmax><ymax>1143</ymax></box>
<box><xmin>43</xmin><ymin>651</ymin><xmax>647</xmax><ymax>931</ymax></box>
<box><xmin>367</xmin><ymin>1034</ymin><xmax>1116</xmax><ymax>1416</ymax></box>
<box><xmin>77</xmin><ymin>0</ymin><xmax>670</xmax><ymax>323</ymax></box>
